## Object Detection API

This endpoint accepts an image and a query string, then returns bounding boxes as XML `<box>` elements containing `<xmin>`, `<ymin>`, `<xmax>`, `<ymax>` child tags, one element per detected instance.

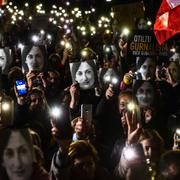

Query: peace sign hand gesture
<box><xmin>125</xmin><ymin>111</ymin><xmax>142</xmax><ymax>145</ymax></box>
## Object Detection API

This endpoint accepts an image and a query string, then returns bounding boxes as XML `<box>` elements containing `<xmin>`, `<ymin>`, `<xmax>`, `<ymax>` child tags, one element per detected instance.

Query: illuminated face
<box><xmin>118</xmin><ymin>95</ymin><xmax>132</xmax><ymax>126</ymax></box>
<box><xmin>0</xmin><ymin>49</ymin><xmax>7</xmax><ymax>71</ymax></box>
<box><xmin>2</xmin><ymin>131</ymin><xmax>33</xmax><ymax>180</ymax></box>
<box><xmin>25</xmin><ymin>46</ymin><xmax>44</xmax><ymax>72</ymax></box>
<box><xmin>168</xmin><ymin>61</ymin><xmax>180</xmax><ymax>83</ymax></box>
<box><xmin>75</xmin><ymin>62</ymin><xmax>95</xmax><ymax>90</ymax></box>
<box><xmin>137</xmin><ymin>58</ymin><xmax>156</xmax><ymax>80</ymax></box>
<box><xmin>118</xmin><ymin>95</ymin><xmax>131</xmax><ymax>114</ymax></box>
<box><xmin>137</xmin><ymin>18</ymin><xmax>147</xmax><ymax>30</ymax></box>
<box><xmin>136</xmin><ymin>81</ymin><xmax>154</xmax><ymax>108</ymax></box>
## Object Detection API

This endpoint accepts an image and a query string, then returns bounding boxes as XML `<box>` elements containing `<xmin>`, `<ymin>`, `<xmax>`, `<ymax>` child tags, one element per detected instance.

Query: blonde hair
<box><xmin>68</xmin><ymin>140</ymin><xmax>98</xmax><ymax>162</ymax></box>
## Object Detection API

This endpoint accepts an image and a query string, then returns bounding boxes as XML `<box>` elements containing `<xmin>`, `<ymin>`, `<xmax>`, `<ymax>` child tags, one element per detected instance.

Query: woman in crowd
<box><xmin>99</xmin><ymin>33</ymin><xmax>122</xmax><ymax>95</ymax></box>
<box><xmin>115</xmin><ymin>107</ymin><xmax>165</xmax><ymax>180</ymax></box>
<box><xmin>136</xmin><ymin>56</ymin><xmax>156</xmax><ymax>80</ymax></box>
<box><xmin>133</xmin><ymin>80</ymin><xmax>156</xmax><ymax>109</ymax></box>
<box><xmin>133</xmin><ymin>80</ymin><xmax>172</xmax><ymax>147</ymax></box>
<box><xmin>120</xmin><ymin>56</ymin><xmax>157</xmax><ymax>90</ymax></box>
<box><xmin>167</xmin><ymin>61</ymin><xmax>180</xmax><ymax>87</ymax></box>
<box><xmin>69</xmin><ymin>60</ymin><xmax>100</xmax><ymax>120</ymax></box>
<box><xmin>166</xmin><ymin>61</ymin><xmax>180</xmax><ymax>115</ymax></box>
<box><xmin>133</xmin><ymin>80</ymin><xmax>162</xmax><ymax>129</ymax></box>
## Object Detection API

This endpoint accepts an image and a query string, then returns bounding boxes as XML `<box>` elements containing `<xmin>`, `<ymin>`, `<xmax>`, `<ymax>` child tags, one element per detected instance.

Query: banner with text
<box><xmin>127</xmin><ymin>30</ymin><xmax>169</xmax><ymax>58</ymax></box>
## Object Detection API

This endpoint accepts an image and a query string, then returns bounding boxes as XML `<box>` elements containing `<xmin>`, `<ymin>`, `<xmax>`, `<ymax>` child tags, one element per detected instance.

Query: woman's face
<box><xmin>75</xmin><ymin>62</ymin><xmax>95</xmax><ymax>90</ymax></box>
<box><xmin>118</xmin><ymin>95</ymin><xmax>131</xmax><ymax>114</ymax></box>
<box><xmin>137</xmin><ymin>58</ymin><xmax>156</xmax><ymax>80</ymax></box>
<box><xmin>0</xmin><ymin>49</ymin><xmax>7</xmax><ymax>71</ymax></box>
<box><xmin>137</xmin><ymin>18</ymin><xmax>147</xmax><ymax>30</ymax></box>
<box><xmin>25</xmin><ymin>46</ymin><xmax>44</xmax><ymax>72</ymax></box>
<box><xmin>168</xmin><ymin>62</ymin><xmax>180</xmax><ymax>83</ymax></box>
<box><xmin>2</xmin><ymin>131</ymin><xmax>33</xmax><ymax>180</ymax></box>
<box><xmin>136</xmin><ymin>81</ymin><xmax>154</xmax><ymax>108</ymax></box>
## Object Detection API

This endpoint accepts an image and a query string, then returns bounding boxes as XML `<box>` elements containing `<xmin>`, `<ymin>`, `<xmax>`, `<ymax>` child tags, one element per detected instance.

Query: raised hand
<box><xmin>125</xmin><ymin>111</ymin><xmax>142</xmax><ymax>145</ymax></box>
<box><xmin>69</xmin><ymin>83</ymin><xmax>79</xmax><ymax>109</ymax></box>
<box><xmin>105</xmin><ymin>84</ymin><xmax>114</xmax><ymax>100</ymax></box>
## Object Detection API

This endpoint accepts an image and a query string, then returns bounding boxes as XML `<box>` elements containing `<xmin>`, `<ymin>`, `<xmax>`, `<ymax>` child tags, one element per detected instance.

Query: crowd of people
<box><xmin>0</xmin><ymin>2</ymin><xmax>180</xmax><ymax>180</ymax></box>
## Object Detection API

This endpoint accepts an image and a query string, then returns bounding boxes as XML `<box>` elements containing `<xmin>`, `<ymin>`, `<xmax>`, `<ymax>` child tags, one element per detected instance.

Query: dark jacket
<box><xmin>50</xmin><ymin>149</ymin><xmax>112</xmax><ymax>180</ymax></box>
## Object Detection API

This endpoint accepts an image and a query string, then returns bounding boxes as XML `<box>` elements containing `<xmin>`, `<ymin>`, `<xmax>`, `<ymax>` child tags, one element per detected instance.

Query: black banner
<box><xmin>127</xmin><ymin>30</ymin><xmax>169</xmax><ymax>57</ymax></box>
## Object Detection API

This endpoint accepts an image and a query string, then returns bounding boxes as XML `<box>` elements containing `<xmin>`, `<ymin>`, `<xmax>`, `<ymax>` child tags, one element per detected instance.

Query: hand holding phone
<box><xmin>81</xmin><ymin>104</ymin><xmax>93</xmax><ymax>128</ymax></box>
<box><xmin>15</xmin><ymin>80</ymin><xmax>27</xmax><ymax>96</ymax></box>
<box><xmin>125</xmin><ymin>101</ymin><xmax>142</xmax><ymax>126</ymax></box>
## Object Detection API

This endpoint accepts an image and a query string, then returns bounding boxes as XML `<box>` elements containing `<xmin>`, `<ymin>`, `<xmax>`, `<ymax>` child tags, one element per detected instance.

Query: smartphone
<box><xmin>65</xmin><ymin>42</ymin><xmax>72</xmax><ymax>51</ymax></box>
<box><xmin>125</xmin><ymin>101</ymin><xmax>142</xmax><ymax>125</ymax></box>
<box><xmin>15</xmin><ymin>80</ymin><xmax>27</xmax><ymax>96</ymax></box>
<box><xmin>81</xmin><ymin>104</ymin><xmax>93</xmax><ymax>127</ymax></box>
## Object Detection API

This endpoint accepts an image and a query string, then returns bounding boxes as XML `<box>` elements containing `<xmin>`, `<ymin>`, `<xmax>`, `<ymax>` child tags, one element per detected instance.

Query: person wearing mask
<box><xmin>0</xmin><ymin>128</ymin><xmax>50</xmax><ymax>180</ymax></box>
<box><xmin>69</xmin><ymin>60</ymin><xmax>100</xmax><ymax>120</ymax></box>
<box><xmin>70</xmin><ymin>60</ymin><xmax>97</xmax><ymax>90</ymax></box>
<box><xmin>0</xmin><ymin>47</ymin><xmax>11</xmax><ymax>74</ymax></box>
<box><xmin>22</xmin><ymin>45</ymin><xmax>46</xmax><ymax>73</ymax></box>
<box><xmin>14</xmin><ymin>87</ymin><xmax>52</xmax><ymax>170</ymax></box>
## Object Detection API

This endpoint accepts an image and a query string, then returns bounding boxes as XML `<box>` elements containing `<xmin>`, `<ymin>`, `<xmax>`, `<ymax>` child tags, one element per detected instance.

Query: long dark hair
<box><xmin>21</xmin><ymin>45</ymin><xmax>47</xmax><ymax>74</ymax></box>
<box><xmin>133</xmin><ymin>80</ymin><xmax>157</xmax><ymax>106</ymax></box>
<box><xmin>136</xmin><ymin>56</ymin><xmax>156</xmax><ymax>70</ymax></box>
<box><xmin>0</xmin><ymin>128</ymin><xmax>35</xmax><ymax>163</ymax></box>
<box><xmin>0</xmin><ymin>128</ymin><xmax>35</xmax><ymax>179</ymax></box>
<box><xmin>70</xmin><ymin>60</ymin><xmax>98</xmax><ymax>86</ymax></box>
<box><xmin>0</xmin><ymin>47</ymin><xmax>12</xmax><ymax>74</ymax></box>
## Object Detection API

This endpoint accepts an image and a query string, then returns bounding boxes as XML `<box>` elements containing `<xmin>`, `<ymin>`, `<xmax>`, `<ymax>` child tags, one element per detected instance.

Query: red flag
<box><xmin>154</xmin><ymin>0</ymin><xmax>180</xmax><ymax>45</ymax></box>
<box><xmin>0</xmin><ymin>0</ymin><xmax>7</xmax><ymax>6</ymax></box>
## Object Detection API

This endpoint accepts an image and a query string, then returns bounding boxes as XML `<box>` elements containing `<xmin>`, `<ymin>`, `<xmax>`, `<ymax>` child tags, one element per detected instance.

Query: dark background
<box><xmin>10</xmin><ymin>0</ymin><xmax>161</xmax><ymax>21</ymax></box>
